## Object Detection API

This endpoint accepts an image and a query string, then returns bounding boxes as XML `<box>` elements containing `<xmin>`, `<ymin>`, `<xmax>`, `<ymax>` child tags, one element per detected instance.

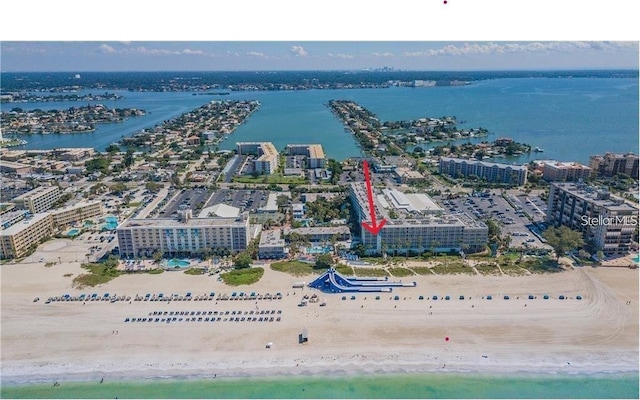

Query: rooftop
<box><xmin>259</xmin><ymin>229</ymin><xmax>285</xmax><ymax>247</ymax></box>
<box><xmin>552</xmin><ymin>182</ymin><xmax>639</xmax><ymax>211</ymax></box>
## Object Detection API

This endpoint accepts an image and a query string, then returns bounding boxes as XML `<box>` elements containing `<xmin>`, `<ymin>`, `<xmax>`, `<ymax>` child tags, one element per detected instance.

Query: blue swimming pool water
<box><xmin>167</xmin><ymin>259</ymin><xmax>191</xmax><ymax>268</ymax></box>
<box><xmin>102</xmin><ymin>216</ymin><xmax>118</xmax><ymax>230</ymax></box>
<box><xmin>633</xmin><ymin>255</ymin><xmax>640</xmax><ymax>263</ymax></box>
<box><xmin>66</xmin><ymin>229</ymin><xmax>79</xmax><ymax>237</ymax></box>
<box><xmin>305</xmin><ymin>246</ymin><xmax>333</xmax><ymax>255</ymax></box>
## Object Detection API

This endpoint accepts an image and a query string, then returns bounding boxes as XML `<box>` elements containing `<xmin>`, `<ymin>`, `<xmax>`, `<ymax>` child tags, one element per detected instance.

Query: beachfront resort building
<box><xmin>237</xmin><ymin>142</ymin><xmax>278</xmax><ymax>175</ymax></box>
<box><xmin>546</xmin><ymin>182</ymin><xmax>639</xmax><ymax>255</ymax></box>
<box><xmin>589</xmin><ymin>152</ymin><xmax>639</xmax><ymax>179</ymax></box>
<box><xmin>12</xmin><ymin>185</ymin><xmax>61</xmax><ymax>214</ymax></box>
<box><xmin>349</xmin><ymin>183</ymin><xmax>488</xmax><ymax>255</ymax></box>
<box><xmin>258</xmin><ymin>229</ymin><xmax>287</xmax><ymax>259</ymax></box>
<box><xmin>49</xmin><ymin>201</ymin><xmax>103</xmax><ymax>230</ymax></box>
<box><xmin>0</xmin><ymin>213</ymin><xmax>54</xmax><ymax>259</ymax></box>
<box><xmin>439</xmin><ymin>157</ymin><xmax>528</xmax><ymax>186</ymax></box>
<box><xmin>284</xmin><ymin>226</ymin><xmax>352</xmax><ymax>244</ymax></box>
<box><xmin>285</xmin><ymin>144</ymin><xmax>326</xmax><ymax>169</ymax></box>
<box><xmin>116</xmin><ymin>211</ymin><xmax>251</xmax><ymax>258</ymax></box>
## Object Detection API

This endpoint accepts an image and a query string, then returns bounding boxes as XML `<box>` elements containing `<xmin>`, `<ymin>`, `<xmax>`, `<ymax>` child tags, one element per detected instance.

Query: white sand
<box><xmin>1</xmin><ymin>259</ymin><xmax>638</xmax><ymax>383</ymax></box>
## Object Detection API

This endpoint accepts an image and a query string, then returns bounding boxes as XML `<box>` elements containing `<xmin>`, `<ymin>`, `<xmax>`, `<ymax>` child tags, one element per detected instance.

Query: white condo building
<box><xmin>349</xmin><ymin>183</ymin><xmax>488</xmax><ymax>255</ymax></box>
<box><xmin>117</xmin><ymin>211</ymin><xmax>251</xmax><ymax>258</ymax></box>
<box><xmin>285</xmin><ymin>144</ymin><xmax>326</xmax><ymax>169</ymax></box>
<box><xmin>12</xmin><ymin>185</ymin><xmax>61</xmax><ymax>214</ymax></box>
<box><xmin>237</xmin><ymin>142</ymin><xmax>278</xmax><ymax>175</ymax></box>
<box><xmin>546</xmin><ymin>182</ymin><xmax>639</xmax><ymax>255</ymax></box>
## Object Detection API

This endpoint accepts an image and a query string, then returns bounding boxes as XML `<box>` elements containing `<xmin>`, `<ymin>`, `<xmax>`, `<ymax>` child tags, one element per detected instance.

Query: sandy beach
<box><xmin>1</xmin><ymin>252</ymin><xmax>638</xmax><ymax>384</ymax></box>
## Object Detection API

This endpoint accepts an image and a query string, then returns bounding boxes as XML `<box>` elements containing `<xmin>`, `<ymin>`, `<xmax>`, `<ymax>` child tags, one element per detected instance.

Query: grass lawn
<box><xmin>498</xmin><ymin>262</ymin><xmax>530</xmax><ymax>276</ymax></box>
<box><xmin>233</xmin><ymin>174</ymin><xmax>307</xmax><ymax>185</ymax></box>
<box><xmin>473</xmin><ymin>262</ymin><xmax>501</xmax><ymax>276</ymax></box>
<box><xmin>334</xmin><ymin>263</ymin><xmax>354</xmax><ymax>275</ymax></box>
<box><xmin>429</xmin><ymin>262</ymin><xmax>475</xmax><ymax>275</ymax></box>
<box><xmin>184</xmin><ymin>267</ymin><xmax>205</xmax><ymax>275</ymax></box>
<box><xmin>72</xmin><ymin>258</ymin><xmax>121</xmax><ymax>288</ymax></box>
<box><xmin>387</xmin><ymin>267</ymin><xmax>415</xmax><ymax>277</ymax></box>
<box><xmin>220</xmin><ymin>267</ymin><xmax>265</xmax><ymax>286</ymax></box>
<box><xmin>271</xmin><ymin>260</ymin><xmax>315</xmax><ymax>277</ymax></box>
<box><xmin>352</xmin><ymin>267</ymin><xmax>389</xmax><ymax>277</ymax></box>
<box><xmin>410</xmin><ymin>266</ymin><xmax>435</xmax><ymax>276</ymax></box>
<box><xmin>520</xmin><ymin>257</ymin><xmax>563</xmax><ymax>274</ymax></box>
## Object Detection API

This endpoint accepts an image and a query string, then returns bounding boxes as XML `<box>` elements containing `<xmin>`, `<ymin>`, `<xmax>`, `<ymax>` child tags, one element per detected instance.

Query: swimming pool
<box><xmin>67</xmin><ymin>229</ymin><xmax>80</xmax><ymax>237</ymax></box>
<box><xmin>102</xmin><ymin>216</ymin><xmax>118</xmax><ymax>231</ymax></box>
<box><xmin>633</xmin><ymin>255</ymin><xmax>640</xmax><ymax>263</ymax></box>
<box><xmin>305</xmin><ymin>246</ymin><xmax>333</xmax><ymax>255</ymax></box>
<box><xmin>166</xmin><ymin>259</ymin><xmax>191</xmax><ymax>268</ymax></box>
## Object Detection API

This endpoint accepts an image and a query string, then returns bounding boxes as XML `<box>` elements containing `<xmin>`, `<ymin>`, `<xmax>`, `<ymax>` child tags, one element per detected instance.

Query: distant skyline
<box><xmin>1</xmin><ymin>41</ymin><xmax>638</xmax><ymax>72</ymax></box>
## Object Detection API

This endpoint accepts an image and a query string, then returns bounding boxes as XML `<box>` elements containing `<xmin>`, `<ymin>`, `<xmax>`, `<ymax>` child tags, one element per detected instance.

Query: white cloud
<box><xmin>98</xmin><ymin>44</ymin><xmax>116</xmax><ymax>54</ymax></box>
<box><xmin>402</xmin><ymin>41</ymin><xmax>638</xmax><ymax>57</ymax></box>
<box><xmin>290</xmin><ymin>45</ymin><xmax>308</xmax><ymax>57</ymax></box>
<box><xmin>122</xmin><ymin>46</ymin><xmax>180</xmax><ymax>56</ymax></box>
<box><xmin>182</xmin><ymin>48</ymin><xmax>206</xmax><ymax>55</ymax></box>
<box><xmin>327</xmin><ymin>53</ymin><xmax>354</xmax><ymax>59</ymax></box>
<box><xmin>246</xmin><ymin>51</ymin><xmax>267</xmax><ymax>58</ymax></box>
<box><xmin>372</xmin><ymin>52</ymin><xmax>394</xmax><ymax>57</ymax></box>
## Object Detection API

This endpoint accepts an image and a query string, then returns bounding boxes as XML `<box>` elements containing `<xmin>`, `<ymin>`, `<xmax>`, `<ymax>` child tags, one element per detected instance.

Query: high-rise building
<box><xmin>349</xmin><ymin>183</ymin><xmax>487</xmax><ymax>255</ymax></box>
<box><xmin>286</xmin><ymin>144</ymin><xmax>326</xmax><ymax>169</ymax></box>
<box><xmin>546</xmin><ymin>182</ymin><xmax>638</xmax><ymax>255</ymax></box>
<box><xmin>0</xmin><ymin>213</ymin><xmax>54</xmax><ymax>259</ymax></box>
<box><xmin>439</xmin><ymin>157</ymin><xmax>528</xmax><ymax>186</ymax></box>
<box><xmin>237</xmin><ymin>142</ymin><xmax>278</xmax><ymax>175</ymax></box>
<box><xmin>540</xmin><ymin>161</ymin><xmax>592</xmax><ymax>182</ymax></box>
<box><xmin>589</xmin><ymin>152</ymin><xmax>639</xmax><ymax>178</ymax></box>
<box><xmin>12</xmin><ymin>186</ymin><xmax>61</xmax><ymax>214</ymax></box>
<box><xmin>117</xmin><ymin>212</ymin><xmax>251</xmax><ymax>259</ymax></box>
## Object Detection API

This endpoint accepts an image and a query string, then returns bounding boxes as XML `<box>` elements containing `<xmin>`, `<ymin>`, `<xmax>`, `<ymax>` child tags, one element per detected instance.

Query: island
<box><xmin>1</xmin><ymin>104</ymin><xmax>145</xmax><ymax>134</ymax></box>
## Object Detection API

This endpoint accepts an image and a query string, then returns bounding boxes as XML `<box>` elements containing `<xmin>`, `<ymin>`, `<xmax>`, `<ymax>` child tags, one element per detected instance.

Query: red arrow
<box><xmin>361</xmin><ymin>160</ymin><xmax>386</xmax><ymax>236</ymax></box>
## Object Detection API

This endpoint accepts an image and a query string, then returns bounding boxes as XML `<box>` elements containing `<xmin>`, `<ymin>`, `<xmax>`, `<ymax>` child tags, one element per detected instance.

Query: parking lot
<box><xmin>441</xmin><ymin>190</ymin><xmax>550</xmax><ymax>249</ymax></box>
<box><xmin>159</xmin><ymin>187</ymin><xmax>213</xmax><ymax>218</ymax></box>
<box><xmin>205</xmin><ymin>189</ymin><xmax>270</xmax><ymax>213</ymax></box>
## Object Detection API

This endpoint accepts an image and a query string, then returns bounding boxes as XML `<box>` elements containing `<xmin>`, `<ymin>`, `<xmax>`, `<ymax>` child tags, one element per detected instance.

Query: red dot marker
<box><xmin>443</xmin><ymin>1</ymin><xmax>448</xmax><ymax>4</ymax></box>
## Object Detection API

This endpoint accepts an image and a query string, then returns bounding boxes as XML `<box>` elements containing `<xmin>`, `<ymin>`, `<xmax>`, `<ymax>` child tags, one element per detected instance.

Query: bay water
<box><xmin>3</xmin><ymin>77</ymin><xmax>638</xmax><ymax>164</ymax></box>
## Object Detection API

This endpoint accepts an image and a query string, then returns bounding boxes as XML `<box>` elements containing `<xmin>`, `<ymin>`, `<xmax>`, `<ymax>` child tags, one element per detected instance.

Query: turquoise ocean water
<box><xmin>3</xmin><ymin>78</ymin><xmax>638</xmax><ymax>164</ymax></box>
<box><xmin>2</xmin><ymin>373</ymin><xmax>638</xmax><ymax>399</ymax></box>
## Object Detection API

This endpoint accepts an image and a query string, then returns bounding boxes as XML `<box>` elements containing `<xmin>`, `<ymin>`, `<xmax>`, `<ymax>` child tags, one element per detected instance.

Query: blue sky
<box><xmin>1</xmin><ymin>41</ymin><xmax>638</xmax><ymax>72</ymax></box>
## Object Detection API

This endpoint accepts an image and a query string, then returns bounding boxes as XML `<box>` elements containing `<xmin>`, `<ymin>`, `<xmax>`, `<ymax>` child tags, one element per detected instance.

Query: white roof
<box><xmin>199</xmin><ymin>203</ymin><xmax>240</xmax><ymax>218</ymax></box>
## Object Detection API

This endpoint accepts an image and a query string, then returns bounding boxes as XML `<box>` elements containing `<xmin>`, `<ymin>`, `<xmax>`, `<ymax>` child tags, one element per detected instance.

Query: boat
<box><xmin>534</xmin><ymin>147</ymin><xmax>544</xmax><ymax>152</ymax></box>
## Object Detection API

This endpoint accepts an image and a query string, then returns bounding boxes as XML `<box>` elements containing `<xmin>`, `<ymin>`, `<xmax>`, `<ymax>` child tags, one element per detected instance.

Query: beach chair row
<box><xmin>45</xmin><ymin>293</ymin><xmax>130</xmax><ymax>304</ymax></box>
<box><xmin>124</xmin><ymin>316</ymin><xmax>282</xmax><ymax>323</ymax></box>
<box><xmin>147</xmin><ymin>309</ymin><xmax>282</xmax><ymax>317</ymax></box>
<box><xmin>217</xmin><ymin>292</ymin><xmax>283</xmax><ymax>301</ymax></box>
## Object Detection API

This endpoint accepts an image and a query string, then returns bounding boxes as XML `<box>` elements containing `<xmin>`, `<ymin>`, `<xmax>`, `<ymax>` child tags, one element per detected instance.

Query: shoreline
<box><xmin>4</xmin><ymin>362</ymin><xmax>639</xmax><ymax>386</ymax></box>
<box><xmin>1</xmin><ymin>260</ymin><xmax>637</xmax><ymax>390</ymax></box>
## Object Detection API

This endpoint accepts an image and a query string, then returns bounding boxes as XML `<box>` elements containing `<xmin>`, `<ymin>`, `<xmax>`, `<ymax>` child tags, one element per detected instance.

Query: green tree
<box><xmin>105</xmin><ymin>144</ymin><xmax>120</xmax><ymax>154</ymax></box>
<box><xmin>152</xmin><ymin>249</ymin><xmax>163</xmax><ymax>265</ymax></box>
<box><xmin>234</xmin><ymin>252</ymin><xmax>252</xmax><ymax>269</ymax></box>
<box><xmin>314</xmin><ymin>253</ymin><xmax>334</xmax><ymax>269</ymax></box>
<box><xmin>542</xmin><ymin>226</ymin><xmax>585</xmax><ymax>262</ymax></box>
